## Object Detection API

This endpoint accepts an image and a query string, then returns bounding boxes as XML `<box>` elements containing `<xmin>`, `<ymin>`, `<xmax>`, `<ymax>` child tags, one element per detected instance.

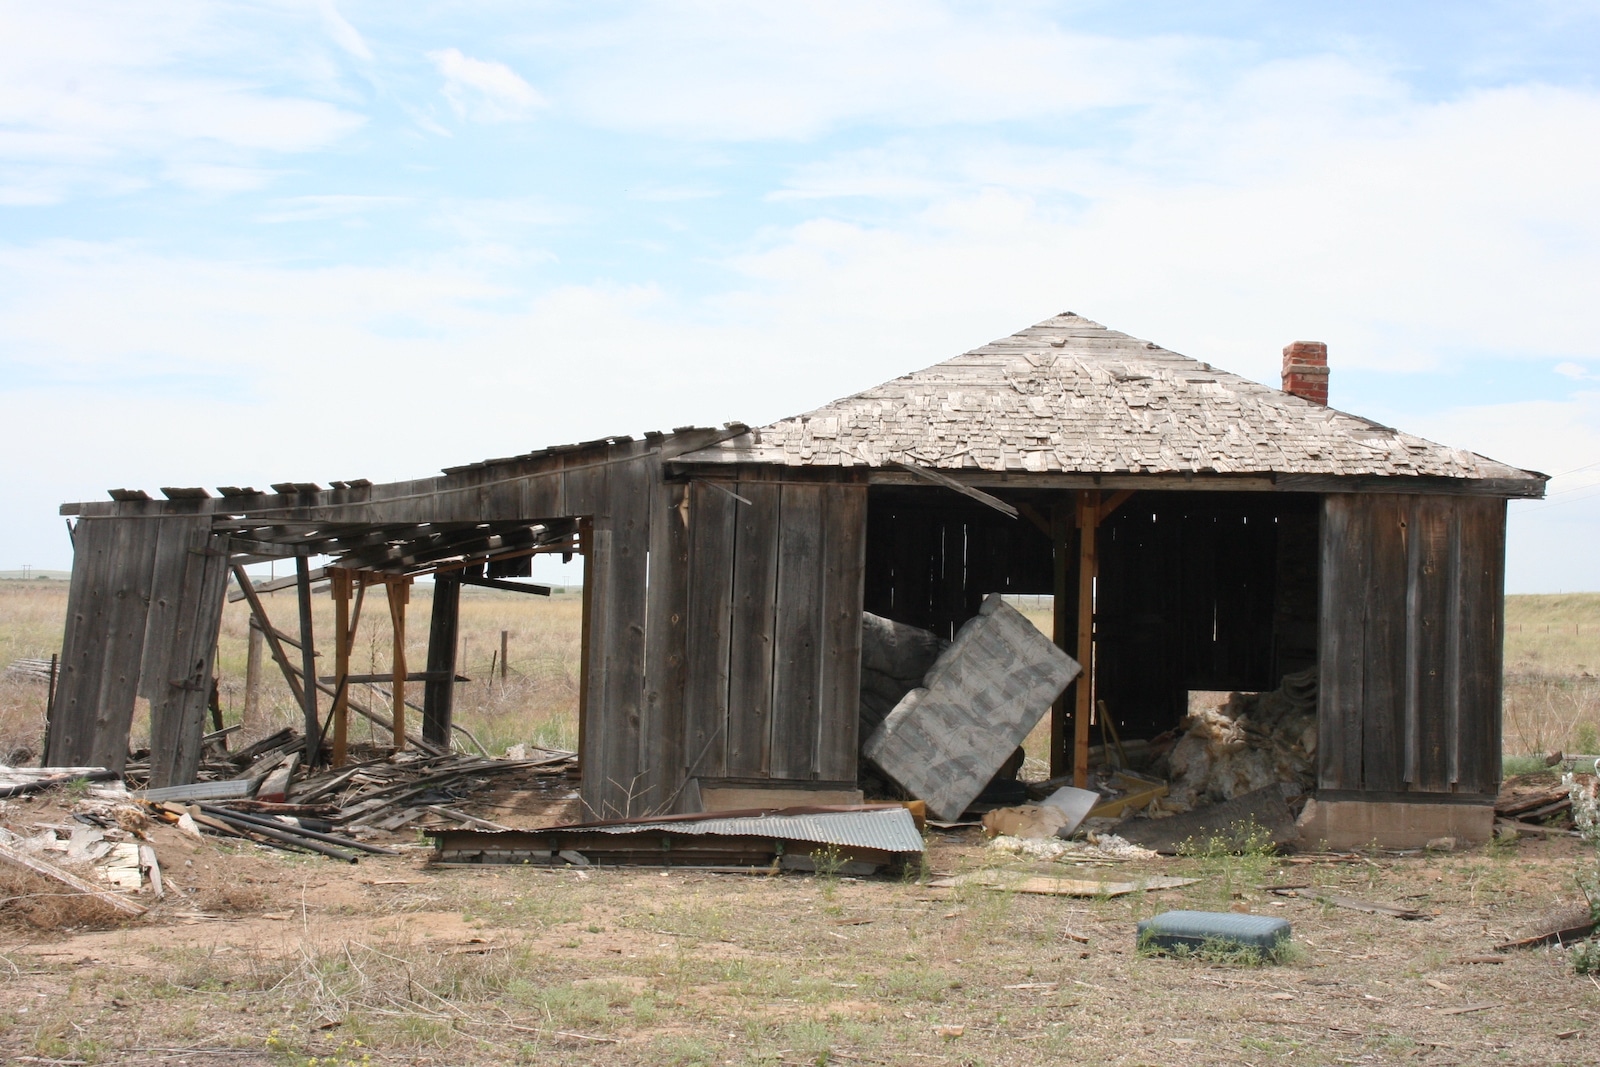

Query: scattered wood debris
<box><xmin>1309</xmin><ymin>892</ymin><xmax>1428</xmax><ymax>920</ymax></box>
<box><xmin>928</xmin><ymin>873</ymin><xmax>1196</xmax><ymax>897</ymax></box>
<box><xmin>1493</xmin><ymin>902</ymin><xmax>1597</xmax><ymax>951</ymax></box>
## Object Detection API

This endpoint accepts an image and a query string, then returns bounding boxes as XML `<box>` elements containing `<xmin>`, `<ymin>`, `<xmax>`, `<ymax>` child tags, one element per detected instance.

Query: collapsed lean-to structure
<box><xmin>46</xmin><ymin>313</ymin><xmax>1546</xmax><ymax>847</ymax></box>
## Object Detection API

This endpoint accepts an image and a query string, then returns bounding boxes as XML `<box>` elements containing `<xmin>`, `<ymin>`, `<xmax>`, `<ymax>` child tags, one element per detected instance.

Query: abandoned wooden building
<box><xmin>47</xmin><ymin>313</ymin><xmax>1546</xmax><ymax>846</ymax></box>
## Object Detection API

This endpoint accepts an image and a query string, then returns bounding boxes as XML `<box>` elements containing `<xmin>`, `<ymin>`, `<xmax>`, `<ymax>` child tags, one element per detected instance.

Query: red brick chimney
<box><xmin>1282</xmin><ymin>341</ymin><xmax>1328</xmax><ymax>405</ymax></box>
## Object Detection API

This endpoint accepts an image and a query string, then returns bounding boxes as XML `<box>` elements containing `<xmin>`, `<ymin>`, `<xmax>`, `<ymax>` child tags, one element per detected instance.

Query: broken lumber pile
<box><xmin>122</xmin><ymin>724</ymin><xmax>580</xmax><ymax>862</ymax></box>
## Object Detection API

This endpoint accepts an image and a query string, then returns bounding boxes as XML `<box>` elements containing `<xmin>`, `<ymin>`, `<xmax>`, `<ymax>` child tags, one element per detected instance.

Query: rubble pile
<box><xmin>1156</xmin><ymin>668</ymin><xmax>1318</xmax><ymax>814</ymax></box>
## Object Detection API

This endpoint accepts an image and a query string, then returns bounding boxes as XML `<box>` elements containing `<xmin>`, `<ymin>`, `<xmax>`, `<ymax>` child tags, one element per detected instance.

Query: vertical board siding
<box><xmin>770</xmin><ymin>485</ymin><xmax>825</xmax><ymax>778</ymax></box>
<box><xmin>1318</xmin><ymin>495</ymin><xmax>1366</xmax><ymax>791</ymax></box>
<box><xmin>595</xmin><ymin>449</ymin><xmax>651</xmax><ymax>818</ymax></box>
<box><xmin>1410</xmin><ymin>499</ymin><xmax>1452</xmax><ymax>791</ymax></box>
<box><xmin>578</xmin><ymin>521</ymin><xmax>612</xmax><ymax>813</ymax></box>
<box><xmin>1318</xmin><ymin>494</ymin><xmax>1506</xmax><ymax>797</ymax></box>
<box><xmin>422</xmin><ymin>576</ymin><xmax>461</xmax><ymax>746</ymax></box>
<box><xmin>148</xmin><ymin>526</ymin><xmax>230</xmax><ymax>787</ymax></box>
<box><xmin>1359</xmin><ymin>496</ymin><xmax>1407</xmax><ymax>792</ymax></box>
<box><xmin>147</xmin><ymin>521</ymin><xmax>229</xmax><ymax>787</ymax></box>
<box><xmin>51</xmin><ymin>516</ymin><xmax>231</xmax><ymax>779</ymax></box>
<box><xmin>726</xmin><ymin>481</ymin><xmax>781</xmax><ymax>776</ymax></box>
<box><xmin>640</xmin><ymin>475</ymin><xmax>689</xmax><ymax>813</ymax></box>
<box><xmin>47</xmin><ymin>520</ymin><xmax>118</xmax><ymax>767</ymax></box>
<box><xmin>88</xmin><ymin>518</ymin><xmax>161</xmax><ymax>771</ymax></box>
<box><xmin>682</xmin><ymin>481</ymin><xmax>737</xmax><ymax>783</ymax></box>
<box><xmin>816</xmin><ymin>485</ymin><xmax>868</xmax><ymax>781</ymax></box>
<box><xmin>137</xmin><ymin>518</ymin><xmax>198</xmax><ymax>714</ymax></box>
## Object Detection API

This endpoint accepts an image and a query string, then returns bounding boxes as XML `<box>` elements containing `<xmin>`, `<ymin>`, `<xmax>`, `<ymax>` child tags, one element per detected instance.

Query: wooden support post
<box><xmin>295</xmin><ymin>556</ymin><xmax>320</xmax><ymax>768</ymax></box>
<box><xmin>576</xmin><ymin>517</ymin><xmax>593</xmax><ymax>776</ymax></box>
<box><xmin>243</xmin><ymin>624</ymin><xmax>262</xmax><ymax>728</ymax></box>
<box><xmin>386</xmin><ymin>578</ymin><xmax>410</xmax><ymax>751</ymax></box>
<box><xmin>1050</xmin><ymin>504</ymin><xmax>1072</xmax><ymax>779</ymax></box>
<box><xmin>1074</xmin><ymin>489</ymin><xmax>1099</xmax><ymax>790</ymax></box>
<box><xmin>500</xmin><ymin>629</ymin><xmax>508</xmax><ymax>683</ymax></box>
<box><xmin>422</xmin><ymin>575</ymin><xmax>460</xmax><ymax>747</ymax></box>
<box><xmin>330</xmin><ymin>569</ymin><xmax>352</xmax><ymax>768</ymax></box>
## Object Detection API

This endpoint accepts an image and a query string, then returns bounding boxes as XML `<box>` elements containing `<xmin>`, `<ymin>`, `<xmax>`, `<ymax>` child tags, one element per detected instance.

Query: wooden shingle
<box><xmin>677</xmin><ymin>313</ymin><xmax>1543</xmax><ymax>487</ymax></box>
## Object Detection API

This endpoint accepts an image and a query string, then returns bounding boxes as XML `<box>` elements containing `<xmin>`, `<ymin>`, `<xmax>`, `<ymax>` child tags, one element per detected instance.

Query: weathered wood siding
<box><xmin>681</xmin><ymin>478</ymin><xmax>868</xmax><ymax>799</ymax></box>
<box><xmin>1318</xmin><ymin>494</ymin><xmax>1505</xmax><ymax>797</ymax></box>
<box><xmin>48</xmin><ymin>515</ymin><xmax>228</xmax><ymax>783</ymax></box>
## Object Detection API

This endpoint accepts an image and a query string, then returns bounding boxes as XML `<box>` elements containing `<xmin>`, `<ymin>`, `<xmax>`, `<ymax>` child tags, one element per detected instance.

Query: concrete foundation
<box><xmin>1296</xmin><ymin>798</ymin><xmax>1494</xmax><ymax>850</ymax></box>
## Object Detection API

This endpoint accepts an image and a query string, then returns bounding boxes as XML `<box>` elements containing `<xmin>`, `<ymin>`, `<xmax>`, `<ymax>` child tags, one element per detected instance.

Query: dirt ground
<box><xmin>1</xmin><ymin>791</ymin><xmax>1597</xmax><ymax>1067</ymax></box>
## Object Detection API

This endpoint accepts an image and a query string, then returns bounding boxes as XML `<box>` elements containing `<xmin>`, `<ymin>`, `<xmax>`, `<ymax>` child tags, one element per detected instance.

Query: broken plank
<box><xmin>1315</xmin><ymin>893</ymin><xmax>1427</xmax><ymax>920</ymax></box>
<box><xmin>927</xmin><ymin>873</ymin><xmax>1196</xmax><ymax>897</ymax></box>
<box><xmin>423</xmin><ymin>804</ymin><xmax>514</xmax><ymax>832</ymax></box>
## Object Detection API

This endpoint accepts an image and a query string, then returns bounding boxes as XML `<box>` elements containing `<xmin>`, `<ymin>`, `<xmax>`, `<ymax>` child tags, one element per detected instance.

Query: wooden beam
<box><xmin>246</xmin><ymin>616</ymin><xmax>313</xmax><ymax>652</ymax></box>
<box><xmin>423</xmin><ymin>576</ymin><xmax>462</xmax><ymax>747</ymax></box>
<box><xmin>1015</xmin><ymin>501</ymin><xmax>1054</xmax><ymax>539</ymax></box>
<box><xmin>227</xmin><ymin>566</ymin><xmax>327</xmax><ymax>603</ymax></box>
<box><xmin>1096</xmin><ymin>489</ymin><xmax>1137</xmax><ymax>525</ymax></box>
<box><xmin>386</xmin><ymin>577</ymin><xmax>410</xmax><ymax>751</ymax></box>
<box><xmin>243</xmin><ymin>620</ymin><xmax>262</xmax><ymax>728</ymax></box>
<box><xmin>295</xmin><ymin>556</ymin><xmax>320</xmax><ymax>768</ymax></box>
<box><xmin>1074</xmin><ymin>489</ymin><xmax>1099</xmax><ymax>790</ymax></box>
<box><xmin>1049</xmin><ymin>503</ymin><xmax>1072</xmax><ymax>779</ymax></box>
<box><xmin>323</xmin><ymin>671</ymin><xmax>465</xmax><ymax>684</ymax></box>
<box><xmin>576</xmin><ymin>517</ymin><xmax>593</xmax><ymax>777</ymax></box>
<box><xmin>458</xmin><ymin>575</ymin><xmax>552</xmax><ymax>596</ymax></box>
<box><xmin>276</xmin><ymin>658</ymin><xmax>448</xmax><ymax>756</ymax></box>
<box><xmin>331</xmin><ymin>568</ymin><xmax>352</xmax><ymax>768</ymax></box>
<box><xmin>893</xmin><ymin>461</ymin><xmax>1019</xmax><ymax>519</ymax></box>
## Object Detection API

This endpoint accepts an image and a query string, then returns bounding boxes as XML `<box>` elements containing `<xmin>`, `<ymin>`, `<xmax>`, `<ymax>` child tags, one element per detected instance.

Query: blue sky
<box><xmin>2</xmin><ymin>1</ymin><xmax>1598</xmax><ymax>591</ymax></box>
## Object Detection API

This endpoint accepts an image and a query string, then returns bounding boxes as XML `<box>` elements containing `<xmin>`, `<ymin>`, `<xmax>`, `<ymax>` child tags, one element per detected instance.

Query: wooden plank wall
<box><xmin>1318</xmin><ymin>494</ymin><xmax>1506</xmax><ymax>797</ymax></box>
<box><xmin>48</xmin><ymin>518</ymin><xmax>138</xmax><ymax>769</ymax></box>
<box><xmin>680</xmin><ymin>477</ymin><xmax>868</xmax><ymax>800</ymax></box>
<box><xmin>144</xmin><ymin>520</ymin><xmax>230</xmax><ymax>787</ymax></box>
<box><xmin>47</xmin><ymin>444</ymin><xmax>868</xmax><ymax>812</ymax></box>
<box><xmin>47</xmin><ymin>516</ymin><xmax>228</xmax><ymax>781</ymax></box>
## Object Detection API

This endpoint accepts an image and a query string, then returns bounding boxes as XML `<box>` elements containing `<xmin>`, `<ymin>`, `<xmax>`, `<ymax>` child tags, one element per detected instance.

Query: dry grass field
<box><xmin>0</xmin><ymin>807</ymin><xmax>1596</xmax><ymax>1066</ymax></box>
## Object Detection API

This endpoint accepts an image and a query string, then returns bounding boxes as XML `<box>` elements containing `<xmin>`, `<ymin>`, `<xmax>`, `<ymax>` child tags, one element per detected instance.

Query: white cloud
<box><xmin>0</xmin><ymin>3</ymin><xmax>368</xmax><ymax>203</ymax></box>
<box><xmin>538</xmin><ymin>1</ymin><xmax>1202</xmax><ymax>140</ymax></box>
<box><xmin>428</xmin><ymin>48</ymin><xmax>546</xmax><ymax>122</ymax></box>
<box><xmin>316</xmin><ymin>0</ymin><xmax>373</xmax><ymax>61</ymax></box>
<box><xmin>257</xmin><ymin>194</ymin><xmax>412</xmax><ymax>223</ymax></box>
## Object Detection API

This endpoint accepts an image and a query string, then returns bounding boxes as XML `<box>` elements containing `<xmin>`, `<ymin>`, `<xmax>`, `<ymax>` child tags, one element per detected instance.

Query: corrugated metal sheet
<box><xmin>585</xmin><ymin>807</ymin><xmax>923</xmax><ymax>853</ymax></box>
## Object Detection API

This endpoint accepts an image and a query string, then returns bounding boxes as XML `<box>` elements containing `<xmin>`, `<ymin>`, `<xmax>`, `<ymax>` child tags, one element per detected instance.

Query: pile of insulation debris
<box><xmin>1151</xmin><ymin>667</ymin><xmax>1318</xmax><ymax>815</ymax></box>
<box><xmin>854</xmin><ymin>605</ymin><xmax>1323</xmax><ymax>852</ymax></box>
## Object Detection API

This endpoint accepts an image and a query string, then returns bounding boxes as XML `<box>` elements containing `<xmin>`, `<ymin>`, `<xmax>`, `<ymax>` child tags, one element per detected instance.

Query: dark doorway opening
<box><xmin>861</xmin><ymin>486</ymin><xmax>1320</xmax><ymax>757</ymax></box>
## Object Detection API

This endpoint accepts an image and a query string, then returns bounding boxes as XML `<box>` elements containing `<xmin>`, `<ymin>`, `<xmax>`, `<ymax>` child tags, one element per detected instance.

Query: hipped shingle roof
<box><xmin>677</xmin><ymin>312</ymin><xmax>1543</xmax><ymax>487</ymax></box>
